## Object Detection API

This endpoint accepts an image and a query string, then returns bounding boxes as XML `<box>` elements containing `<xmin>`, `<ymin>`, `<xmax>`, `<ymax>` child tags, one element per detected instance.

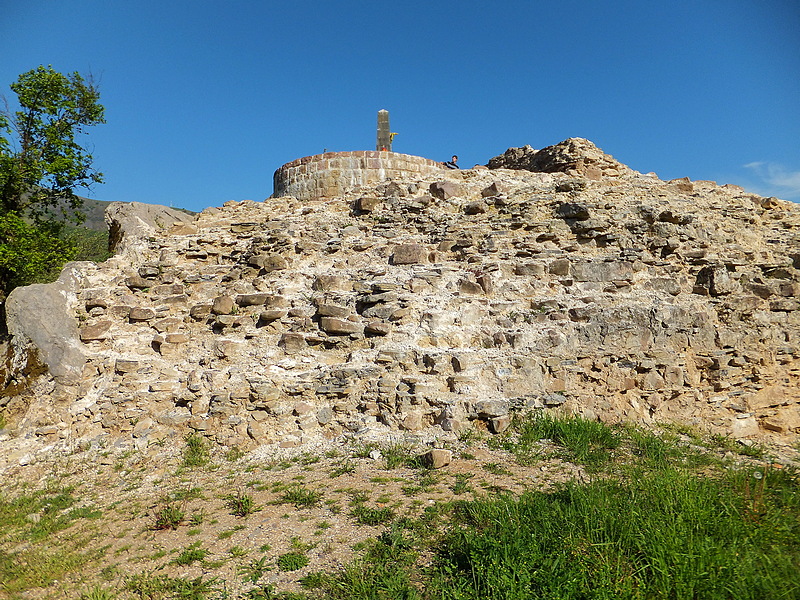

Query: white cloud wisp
<box><xmin>744</xmin><ymin>162</ymin><xmax>800</xmax><ymax>200</ymax></box>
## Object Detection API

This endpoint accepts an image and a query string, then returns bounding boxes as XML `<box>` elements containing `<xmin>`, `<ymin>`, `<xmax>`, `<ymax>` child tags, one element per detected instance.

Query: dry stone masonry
<box><xmin>1</xmin><ymin>137</ymin><xmax>799</xmax><ymax>467</ymax></box>
<box><xmin>273</xmin><ymin>151</ymin><xmax>444</xmax><ymax>202</ymax></box>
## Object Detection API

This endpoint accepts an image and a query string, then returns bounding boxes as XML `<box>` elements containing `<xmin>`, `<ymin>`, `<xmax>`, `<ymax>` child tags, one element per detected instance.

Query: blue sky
<box><xmin>2</xmin><ymin>1</ymin><xmax>799</xmax><ymax>211</ymax></box>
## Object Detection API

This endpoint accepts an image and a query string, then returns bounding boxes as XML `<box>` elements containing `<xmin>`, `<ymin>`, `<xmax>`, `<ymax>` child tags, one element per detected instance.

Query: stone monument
<box><xmin>376</xmin><ymin>109</ymin><xmax>391</xmax><ymax>151</ymax></box>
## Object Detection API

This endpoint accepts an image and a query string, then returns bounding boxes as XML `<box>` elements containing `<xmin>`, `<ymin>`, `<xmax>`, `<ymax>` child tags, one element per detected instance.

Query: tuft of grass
<box><xmin>482</xmin><ymin>462</ymin><xmax>513</xmax><ymax>476</ymax></box>
<box><xmin>505</xmin><ymin>412</ymin><xmax>621</xmax><ymax>470</ymax></box>
<box><xmin>225</xmin><ymin>491</ymin><xmax>257</xmax><ymax>517</ymax></box>
<box><xmin>383</xmin><ymin>443</ymin><xmax>425</xmax><ymax>469</ymax></box>
<box><xmin>172</xmin><ymin>543</ymin><xmax>209</xmax><ymax>566</ymax></box>
<box><xmin>80</xmin><ymin>586</ymin><xmax>118</xmax><ymax>600</ymax></box>
<box><xmin>152</xmin><ymin>505</ymin><xmax>184</xmax><ymax>530</ymax></box>
<box><xmin>125</xmin><ymin>573</ymin><xmax>219</xmax><ymax>600</ymax></box>
<box><xmin>277</xmin><ymin>552</ymin><xmax>309</xmax><ymax>572</ymax></box>
<box><xmin>182</xmin><ymin>433</ymin><xmax>211</xmax><ymax>468</ymax></box>
<box><xmin>279</xmin><ymin>485</ymin><xmax>323</xmax><ymax>508</ymax></box>
<box><xmin>330</xmin><ymin>459</ymin><xmax>357</xmax><ymax>478</ymax></box>
<box><xmin>451</xmin><ymin>473</ymin><xmax>474</xmax><ymax>495</ymax></box>
<box><xmin>238</xmin><ymin>555</ymin><xmax>270</xmax><ymax>583</ymax></box>
<box><xmin>351</xmin><ymin>504</ymin><xmax>395</xmax><ymax>526</ymax></box>
<box><xmin>225</xmin><ymin>446</ymin><xmax>246</xmax><ymax>462</ymax></box>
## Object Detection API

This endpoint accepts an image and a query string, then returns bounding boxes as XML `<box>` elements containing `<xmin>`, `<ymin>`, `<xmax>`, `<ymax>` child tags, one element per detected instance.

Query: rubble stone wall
<box><xmin>273</xmin><ymin>151</ymin><xmax>444</xmax><ymax>201</ymax></box>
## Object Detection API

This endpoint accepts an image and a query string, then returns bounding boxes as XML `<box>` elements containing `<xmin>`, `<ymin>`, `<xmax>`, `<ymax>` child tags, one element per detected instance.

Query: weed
<box><xmin>330</xmin><ymin>459</ymin><xmax>356</xmax><ymax>478</ymax></box>
<box><xmin>172</xmin><ymin>542</ymin><xmax>209</xmax><ymax>566</ymax></box>
<box><xmin>225</xmin><ymin>446</ymin><xmax>246</xmax><ymax>462</ymax></box>
<box><xmin>80</xmin><ymin>586</ymin><xmax>118</xmax><ymax>600</ymax></box>
<box><xmin>170</xmin><ymin>486</ymin><xmax>204</xmax><ymax>502</ymax></box>
<box><xmin>402</xmin><ymin>470</ymin><xmax>442</xmax><ymax>496</ymax></box>
<box><xmin>217</xmin><ymin>524</ymin><xmax>246</xmax><ymax>540</ymax></box>
<box><xmin>238</xmin><ymin>555</ymin><xmax>271</xmax><ymax>583</ymax></box>
<box><xmin>152</xmin><ymin>504</ymin><xmax>184</xmax><ymax>530</ymax></box>
<box><xmin>290</xmin><ymin>536</ymin><xmax>317</xmax><ymax>552</ymax></box>
<box><xmin>298</xmin><ymin>451</ymin><xmax>321</xmax><ymax>465</ymax></box>
<box><xmin>351</xmin><ymin>504</ymin><xmax>395</xmax><ymax>526</ymax></box>
<box><xmin>229</xmin><ymin>545</ymin><xmax>248</xmax><ymax>558</ymax></box>
<box><xmin>738</xmin><ymin>441</ymin><xmax>768</xmax><ymax>458</ymax></box>
<box><xmin>299</xmin><ymin>571</ymin><xmax>329</xmax><ymax>589</ymax></box>
<box><xmin>451</xmin><ymin>473</ymin><xmax>474</xmax><ymax>495</ymax></box>
<box><xmin>277</xmin><ymin>551</ymin><xmax>310</xmax><ymax>572</ymax></box>
<box><xmin>346</xmin><ymin>489</ymin><xmax>370</xmax><ymax>505</ymax></box>
<box><xmin>351</xmin><ymin>442</ymin><xmax>380</xmax><ymax>459</ymax></box>
<box><xmin>482</xmin><ymin>462</ymin><xmax>513</xmax><ymax>476</ymax></box>
<box><xmin>383</xmin><ymin>443</ymin><xmax>425</xmax><ymax>469</ymax></box>
<box><xmin>279</xmin><ymin>485</ymin><xmax>323</xmax><ymax>508</ymax></box>
<box><xmin>225</xmin><ymin>491</ymin><xmax>258</xmax><ymax>517</ymax></box>
<box><xmin>125</xmin><ymin>574</ymin><xmax>219</xmax><ymax>600</ymax></box>
<box><xmin>182</xmin><ymin>433</ymin><xmax>211</xmax><ymax>468</ymax></box>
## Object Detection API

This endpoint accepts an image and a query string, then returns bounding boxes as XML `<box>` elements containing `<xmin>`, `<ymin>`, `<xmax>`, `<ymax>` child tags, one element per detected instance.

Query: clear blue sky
<box><xmin>2</xmin><ymin>1</ymin><xmax>799</xmax><ymax>211</ymax></box>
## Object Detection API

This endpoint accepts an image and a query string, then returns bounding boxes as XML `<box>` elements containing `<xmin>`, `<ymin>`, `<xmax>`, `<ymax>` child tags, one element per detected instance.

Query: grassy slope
<box><xmin>0</xmin><ymin>416</ymin><xmax>798</xmax><ymax>600</ymax></box>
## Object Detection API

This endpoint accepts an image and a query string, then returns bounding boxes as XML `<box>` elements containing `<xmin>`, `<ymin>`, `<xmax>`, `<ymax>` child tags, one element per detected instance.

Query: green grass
<box><xmin>182</xmin><ymin>433</ymin><xmax>211</xmax><ymax>468</ymax></box>
<box><xmin>500</xmin><ymin>412</ymin><xmax>621</xmax><ymax>470</ymax></box>
<box><xmin>152</xmin><ymin>504</ymin><xmax>184</xmax><ymax>530</ymax></box>
<box><xmin>307</xmin><ymin>415</ymin><xmax>800</xmax><ymax>600</ymax></box>
<box><xmin>427</xmin><ymin>466</ymin><xmax>800</xmax><ymax>599</ymax></box>
<box><xmin>382</xmin><ymin>443</ymin><xmax>425</xmax><ymax>469</ymax></box>
<box><xmin>225</xmin><ymin>491</ymin><xmax>257</xmax><ymax>516</ymax></box>
<box><xmin>279</xmin><ymin>485</ymin><xmax>323</xmax><ymax>508</ymax></box>
<box><xmin>277</xmin><ymin>552</ymin><xmax>310</xmax><ymax>572</ymax></box>
<box><xmin>351</xmin><ymin>504</ymin><xmax>395</xmax><ymax>526</ymax></box>
<box><xmin>124</xmin><ymin>573</ymin><xmax>219</xmax><ymax>599</ymax></box>
<box><xmin>172</xmin><ymin>543</ymin><xmax>209</xmax><ymax>566</ymax></box>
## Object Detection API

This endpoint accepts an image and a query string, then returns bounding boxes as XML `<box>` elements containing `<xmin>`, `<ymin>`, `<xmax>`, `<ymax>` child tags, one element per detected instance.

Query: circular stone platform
<box><xmin>273</xmin><ymin>151</ymin><xmax>445</xmax><ymax>202</ymax></box>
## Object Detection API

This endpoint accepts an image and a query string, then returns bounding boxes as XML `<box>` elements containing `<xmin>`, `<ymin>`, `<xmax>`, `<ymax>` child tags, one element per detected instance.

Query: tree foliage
<box><xmin>0</xmin><ymin>65</ymin><xmax>104</xmax><ymax>296</ymax></box>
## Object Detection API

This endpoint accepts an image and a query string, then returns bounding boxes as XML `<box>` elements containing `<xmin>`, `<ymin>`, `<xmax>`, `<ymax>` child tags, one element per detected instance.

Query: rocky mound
<box><xmin>1</xmin><ymin>139</ymin><xmax>799</xmax><ymax>468</ymax></box>
<box><xmin>487</xmin><ymin>137</ymin><xmax>632</xmax><ymax>179</ymax></box>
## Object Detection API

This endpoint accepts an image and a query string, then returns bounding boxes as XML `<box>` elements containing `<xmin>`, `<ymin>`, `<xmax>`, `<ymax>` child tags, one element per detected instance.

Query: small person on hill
<box><xmin>443</xmin><ymin>155</ymin><xmax>460</xmax><ymax>169</ymax></box>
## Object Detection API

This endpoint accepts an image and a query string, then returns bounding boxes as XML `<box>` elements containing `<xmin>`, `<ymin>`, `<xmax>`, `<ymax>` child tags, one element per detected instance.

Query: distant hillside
<box><xmin>44</xmin><ymin>196</ymin><xmax>194</xmax><ymax>231</ymax></box>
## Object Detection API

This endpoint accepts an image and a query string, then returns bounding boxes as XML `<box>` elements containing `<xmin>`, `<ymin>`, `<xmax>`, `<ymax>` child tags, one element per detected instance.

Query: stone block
<box><xmin>279</xmin><ymin>333</ymin><xmax>307</xmax><ymax>353</ymax></box>
<box><xmin>313</xmin><ymin>275</ymin><xmax>353</xmax><ymax>291</ymax></box>
<box><xmin>475</xmin><ymin>399</ymin><xmax>510</xmax><ymax>418</ymax></box>
<box><xmin>429</xmin><ymin>181</ymin><xmax>463</xmax><ymax>200</ymax></box>
<box><xmin>129</xmin><ymin>307</ymin><xmax>155</xmax><ymax>321</ymax></box>
<box><xmin>392</xmin><ymin>243</ymin><xmax>429</xmax><ymax>265</ymax></box>
<box><xmin>212</xmin><ymin>295</ymin><xmax>236</xmax><ymax>315</ymax></box>
<box><xmin>549</xmin><ymin>259</ymin><xmax>571</xmax><ymax>276</ymax></box>
<box><xmin>423</xmin><ymin>448</ymin><xmax>452</xmax><ymax>469</ymax></box>
<box><xmin>236</xmin><ymin>293</ymin><xmax>269</xmax><ymax>306</ymax></box>
<box><xmin>320</xmin><ymin>317</ymin><xmax>364</xmax><ymax>335</ymax></box>
<box><xmin>464</xmin><ymin>201</ymin><xmax>488</xmax><ymax>215</ymax></box>
<box><xmin>490</xmin><ymin>415</ymin><xmax>512</xmax><ymax>434</ymax></box>
<box><xmin>80</xmin><ymin>321</ymin><xmax>112</xmax><ymax>341</ymax></box>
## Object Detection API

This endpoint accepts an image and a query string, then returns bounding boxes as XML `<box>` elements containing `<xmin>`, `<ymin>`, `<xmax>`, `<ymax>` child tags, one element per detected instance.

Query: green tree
<box><xmin>0</xmin><ymin>65</ymin><xmax>105</xmax><ymax>296</ymax></box>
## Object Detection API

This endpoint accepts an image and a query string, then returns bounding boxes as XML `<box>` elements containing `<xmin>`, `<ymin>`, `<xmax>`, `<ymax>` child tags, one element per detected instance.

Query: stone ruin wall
<box><xmin>273</xmin><ymin>151</ymin><xmax>445</xmax><ymax>202</ymax></box>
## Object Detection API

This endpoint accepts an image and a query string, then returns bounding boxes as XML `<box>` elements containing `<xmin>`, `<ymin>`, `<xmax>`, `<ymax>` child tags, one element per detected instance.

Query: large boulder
<box><xmin>4</xmin><ymin>263</ymin><xmax>87</xmax><ymax>385</ymax></box>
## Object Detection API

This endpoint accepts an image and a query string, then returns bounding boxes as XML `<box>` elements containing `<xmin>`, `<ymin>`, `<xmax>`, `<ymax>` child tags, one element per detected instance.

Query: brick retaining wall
<box><xmin>273</xmin><ymin>151</ymin><xmax>445</xmax><ymax>201</ymax></box>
